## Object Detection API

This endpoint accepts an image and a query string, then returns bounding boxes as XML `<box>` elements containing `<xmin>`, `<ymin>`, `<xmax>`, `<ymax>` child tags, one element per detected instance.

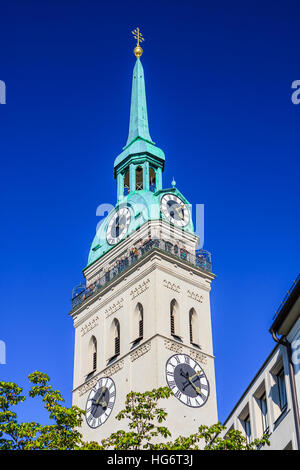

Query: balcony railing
<box><xmin>71</xmin><ymin>239</ymin><xmax>212</xmax><ymax>310</ymax></box>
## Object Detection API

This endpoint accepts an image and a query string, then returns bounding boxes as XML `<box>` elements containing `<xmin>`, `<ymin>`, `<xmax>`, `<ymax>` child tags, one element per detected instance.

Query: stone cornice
<box><xmin>72</xmin><ymin>260</ymin><xmax>157</xmax><ymax>328</ymax></box>
<box><xmin>72</xmin><ymin>333</ymin><xmax>214</xmax><ymax>396</ymax></box>
<box><xmin>71</xmin><ymin>247</ymin><xmax>214</xmax><ymax>325</ymax></box>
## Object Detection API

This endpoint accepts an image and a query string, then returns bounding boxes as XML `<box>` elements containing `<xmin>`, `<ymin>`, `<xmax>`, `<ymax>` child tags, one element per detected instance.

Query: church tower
<box><xmin>70</xmin><ymin>29</ymin><xmax>218</xmax><ymax>442</ymax></box>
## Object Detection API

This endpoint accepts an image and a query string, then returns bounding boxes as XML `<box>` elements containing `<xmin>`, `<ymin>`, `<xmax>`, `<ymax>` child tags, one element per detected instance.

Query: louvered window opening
<box><xmin>139</xmin><ymin>319</ymin><xmax>143</xmax><ymax>338</ymax></box>
<box><xmin>170</xmin><ymin>313</ymin><xmax>175</xmax><ymax>335</ymax></box>
<box><xmin>93</xmin><ymin>351</ymin><xmax>97</xmax><ymax>371</ymax></box>
<box><xmin>189</xmin><ymin>320</ymin><xmax>193</xmax><ymax>343</ymax></box>
<box><xmin>115</xmin><ymin>336</ymin><xmax>120</xmax><ymax>356</ymax></box>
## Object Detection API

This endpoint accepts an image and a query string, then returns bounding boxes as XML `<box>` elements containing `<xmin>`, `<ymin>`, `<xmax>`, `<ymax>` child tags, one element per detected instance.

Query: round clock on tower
<box><xmin>70</xmin><ymin>29</ymin><xmax>217</xmax><ymax>444</ymax></box>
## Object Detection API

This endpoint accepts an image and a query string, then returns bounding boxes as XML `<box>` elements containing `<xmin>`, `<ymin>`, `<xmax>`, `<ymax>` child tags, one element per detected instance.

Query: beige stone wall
<box><xmin>71</xmin><ymin>234</ymin><xmax>217</xmax><ymax>444</ymax></box>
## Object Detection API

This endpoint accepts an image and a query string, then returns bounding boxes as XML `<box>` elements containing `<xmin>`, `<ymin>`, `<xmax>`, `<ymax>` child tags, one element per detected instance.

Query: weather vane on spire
<box><xmin>132</xmin><ymin>27</ymin><xmax>144</xmax><ymax>58</ymax></box>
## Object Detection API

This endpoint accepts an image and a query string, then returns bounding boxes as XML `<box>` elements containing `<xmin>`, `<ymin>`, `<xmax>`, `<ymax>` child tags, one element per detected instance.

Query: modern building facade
<box><xmin>69</xmin><ymin>34</ymin><xmax>218</xmax><ymax>443</ymax></box>
<box><xmin>223</xmin><ymin>275</ymin><xmax>300</xmax><ymax>450</ymax></box>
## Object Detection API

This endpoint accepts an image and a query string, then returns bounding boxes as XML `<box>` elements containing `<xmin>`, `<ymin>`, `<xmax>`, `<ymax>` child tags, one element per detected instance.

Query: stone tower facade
<box><xmin>70</xmin><ymin>49</ymin><xmax>218</xmax><ymax>443</ymax></box>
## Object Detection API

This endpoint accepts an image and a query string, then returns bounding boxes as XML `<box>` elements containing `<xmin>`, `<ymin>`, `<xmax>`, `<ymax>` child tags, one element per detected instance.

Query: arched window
<box><xmin>170</xmin><ymin>299</ymin><xmax>180</xmax><ymax>337</ymax></box>
<box><xmin>124</xmin><ymin>169</ymin><xmax>129</xmax><ymax>195</ymax></box>
<box><xmin>149</xmin><ymin>167</ymin><xmax>156</xmax><ymax>192</ymax></box>
<box><xmin>114</xmin><ymin>319</ymin><xmax>120</xmax><ymax>356</ymax></box>
<box><xmin>136</xmin><ymin>165</ymin><xmax>143</xmax><ymax>190</ymax></box>
<box><xmin>139</xmin><ymin>306</ymin><xmax>144</xmax><ymax>338</ymax></box>
<box><xmin>132</xmin><ymin>303</ymin><xmax>144</xmax><ymax>344</ymax></box>
<box><xmin>108</xmin><ymin>318</ymin><xmax>121</xmax><ymax>361</ymax></box>
<box><xmin>189</xmin><ymin>308</ymin><xmax>200</xmax><ymax>346</ymax></box>
<box><xmin>88</xmin><ymin>336</ymin><xmax>97</xmax><ymax>373</ymax></box>
<box><xmin>137</xmin><ymin>303</ymin><xmax>144</xmax><ymax>339</ymax></box>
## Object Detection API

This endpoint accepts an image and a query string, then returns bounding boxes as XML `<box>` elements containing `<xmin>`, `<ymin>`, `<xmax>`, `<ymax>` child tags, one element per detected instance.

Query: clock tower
<box><xmin>70</xmin><ymin>31</ymin><xmax>218</xmax><ymax>443</ymax></box>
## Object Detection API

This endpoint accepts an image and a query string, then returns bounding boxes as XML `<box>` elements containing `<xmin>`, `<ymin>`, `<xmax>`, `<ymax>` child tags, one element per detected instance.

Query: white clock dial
<box><xmin>160</xmin><ymin>194</ymin><xmax>190</xmax><ymax>227</ymax></box>
<box><xmin>85</xmin><ymin>377</ymin><xmax>116</xmax><ymax>428</ymax></box>
<box><xmin>166</xmin><ymin>354</ymin><xmax>209</xmax><ymax>408</ymax></box>
<box><xmin>106</xmin><ymin>207</ymin><xmax>131</xmax><ymax>245</ymax></box>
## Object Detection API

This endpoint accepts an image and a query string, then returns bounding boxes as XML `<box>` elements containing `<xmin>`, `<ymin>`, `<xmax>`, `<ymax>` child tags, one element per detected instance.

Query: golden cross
<box><xmin>132</xmin><ymin>27</ymin><xmax>144</xmax><ymax>47</ymax></box>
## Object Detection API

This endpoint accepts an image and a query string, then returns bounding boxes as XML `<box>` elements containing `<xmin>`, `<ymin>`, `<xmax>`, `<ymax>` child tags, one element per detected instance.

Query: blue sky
<box><xmin>1</xmin><ymin>0</ymin><xmax>299</xmax><ymax>427</ymax></box>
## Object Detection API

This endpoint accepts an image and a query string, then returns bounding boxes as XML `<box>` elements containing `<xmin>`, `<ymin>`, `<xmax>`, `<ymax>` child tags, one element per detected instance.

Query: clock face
<box><xmin>160</xmin><ymin>194</ymin><xmax>190</xmax><ymax>227</ymax></box>
<box><xmin>85</xmin><ymin>377</ymin><xmax>116</xmax><ymax>428</ymax></box>
<box><xmin>166</xmin><ymin>354</ymin><xmax>209</xmax><ymax>408</ymax></box>
<box><xmin>106</xmin><ymin>207</ymin><xmax>131</xmax><ymax>245</ymax></box>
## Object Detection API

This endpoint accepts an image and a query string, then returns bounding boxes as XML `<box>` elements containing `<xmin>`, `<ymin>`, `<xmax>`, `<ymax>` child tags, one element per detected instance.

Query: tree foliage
<box><xmin>0</xmin><ymin>372</ymin><xmax>96</xmax><ymax>450</ymax></box>
<box><xmin>98</xmin><ymin>386</ymin><xmax>270</xmax><ymax>450</ymax></box>
<box><xmin>0</xmin><ymin>372</ymin><xmax>270</xmax><ymax>450</ymax></box>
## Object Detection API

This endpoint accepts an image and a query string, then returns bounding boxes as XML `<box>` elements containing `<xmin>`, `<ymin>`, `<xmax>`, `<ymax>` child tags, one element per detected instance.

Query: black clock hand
<box><xmin>180</xmin><ymin>369</ymin><xmax>194</xmax><ymax>391</ymax></box>
<box><xmin>182</xmin><ymin>374</ymin><xmax>201</xmax><ymax>393</ymax></box>
<box><xmin>115</xmin><ymin>221</ymin><xmax>120</xmax><ymax>238</ymax></box>
<box><xmin>92</xmin><ymin>387</ymin><xmax>107</xmax><ymax>407</ymax></box>
<box><xmin>179</xmin><ymin>369</ymin><xmax>189</xmax><ymax>379</ymax></box>
<box><xmin>115</xmin><ymin>221</ymin><xmax>126</xmax><ymax>238</ymax></box>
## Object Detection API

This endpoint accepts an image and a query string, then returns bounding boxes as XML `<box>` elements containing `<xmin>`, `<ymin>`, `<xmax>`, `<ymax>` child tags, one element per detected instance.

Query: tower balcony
<box><xmin>71</xmin><ymin>239</ymin><xmax>212</xmax><ymax>310</ymax></box>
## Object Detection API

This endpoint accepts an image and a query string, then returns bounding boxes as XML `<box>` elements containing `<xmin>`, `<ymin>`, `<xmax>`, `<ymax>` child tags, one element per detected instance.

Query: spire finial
<box><xmin>171</xmin><ymin>177</ymin><xmax>176</xmax><ymax>188</ymax></box>
<box><xmin>132</xmin><ymin>27</ymin><xmax>144</xmax><ymax>58</ymax></box>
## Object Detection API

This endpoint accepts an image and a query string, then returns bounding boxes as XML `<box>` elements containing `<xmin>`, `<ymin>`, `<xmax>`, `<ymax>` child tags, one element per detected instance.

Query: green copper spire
<box><xmin>114</xmin><ymin>30</ymin><xmax>165</xmax><ymax>188</ymax></box>
<box><xmin>125</xmin><ymin>58</ymin><xmax>153</xmax><ymax>147</ymax></box>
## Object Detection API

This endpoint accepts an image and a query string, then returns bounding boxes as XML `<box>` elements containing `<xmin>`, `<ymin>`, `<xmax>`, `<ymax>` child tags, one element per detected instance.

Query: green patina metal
<box><xmin>86</xmin><ymin>57</ymin><xmax>195</xmax><ymax>270</ymax></box>
<box><xmin>114</xmin><ymin>59</ymin><xmax>165</xmax><ymax>179</ymax></box>
<box><xmin>86</xmin><ymin>187</ymin><xmax>195</xmax><ymax>268</ymax></box>
<box><xmin>126</xmin><ymin>58</ymin><xmax>153</xmax><ymax>147</ymax></box>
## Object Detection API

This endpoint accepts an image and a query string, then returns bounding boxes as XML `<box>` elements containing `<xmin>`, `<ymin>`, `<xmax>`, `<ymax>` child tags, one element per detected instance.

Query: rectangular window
<box><xmin>277</xmin><ymin>368</ymin><xmax>287</xmax><ymax>411</ymax></box>
<box><xmin>259</xmin><ymin>392</ymin><xmax>269</xmax><ymax>433</ymax></box>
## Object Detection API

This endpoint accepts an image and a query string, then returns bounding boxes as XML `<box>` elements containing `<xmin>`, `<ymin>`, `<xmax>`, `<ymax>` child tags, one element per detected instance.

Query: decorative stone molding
<box><xmin>163</xmin><ymin>280</ymin><xmax>180</xmax><ymax>293</ymax></box>
<box><xmin>187</xmin><ymin>290</ymin><xmax>203</xmax><ymax>303</ymax></box>
<box><xmin>130</xmin><ymin>341</ymin><xmax>151</xmax><ymax>362</ymax></box>
<box><xmin>130</xmin><ymin>279</ymin><xmax>150</xmax><ymax>300</ymax></box>
<box><xmin>103</xmin><ymin>359</ymin><xmax>125</xmax><ymax>377</ymax></box>
<box><xmin>78</xmin><ymin>376</ymin><xmax>99</xmax><ymax>396</ymax></box>
<box><xmin>190</xmin><ymin>350</ymin><xmax>208</xmax><ymax>365</ymax></box>
<box><xmin>78</xmin><ymin>359</ymin><xmax>125</xmax><ymax>396</ymax></box>
<box><xmin>80</xmin><ymin>315</ymin><xmax>99</xmax><ymax>337</ymax></box>
<box><xmin>164</xmin><ymin>339</ymin><xmax>183</xmax><ymax>354</ymax></box>
<box><xmin>105</xmin><ymin>298</ymin><xmax>124</xmax><ymax>318</ymax></box>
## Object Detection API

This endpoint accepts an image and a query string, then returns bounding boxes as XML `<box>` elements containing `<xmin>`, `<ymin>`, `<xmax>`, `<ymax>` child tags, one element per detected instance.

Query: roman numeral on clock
<box><xmin>107</xmin><ymin>400</ymin><xmax>114</xmax><ymax>410</ymax></box>
<box><xmin>90</xmin><ymin>418</ymin><xmax>96</xmax><ymax>427</ymax></box>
